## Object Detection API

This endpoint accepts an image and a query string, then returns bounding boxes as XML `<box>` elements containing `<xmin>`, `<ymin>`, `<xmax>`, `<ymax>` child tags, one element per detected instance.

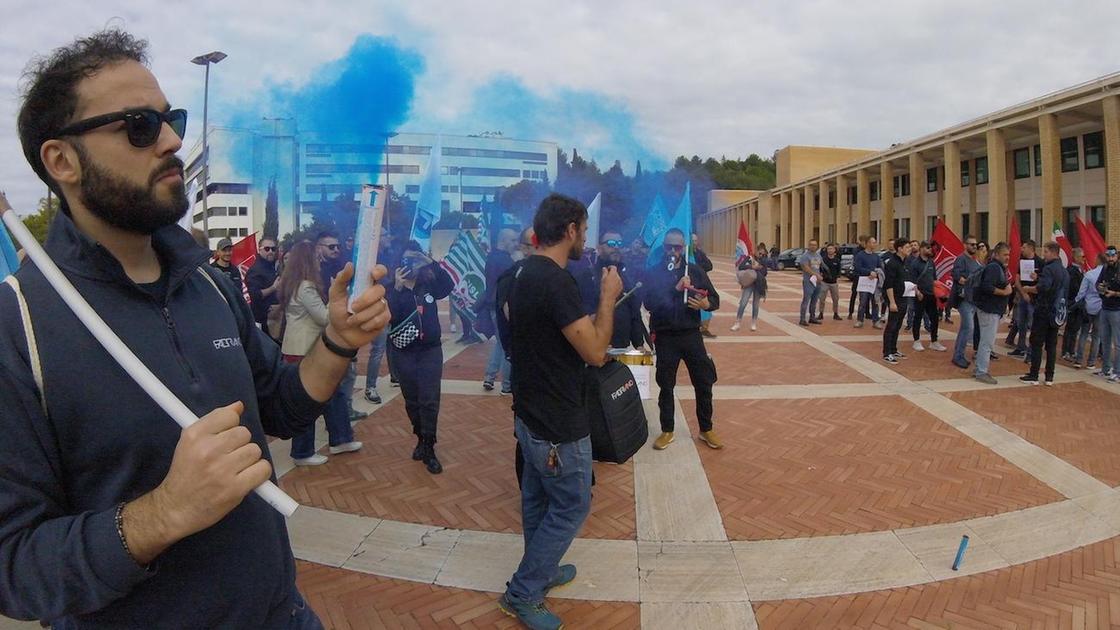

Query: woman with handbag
<box><xmin>279</xmin><ymin>241</ymin><xmax>363</xmax><ymax>466</ymax></box>
<box><xmin>731</xmin><ymin>245</ymin><xmax>770</xmax><ymax>332</ymax></box>
<box><xmin>387</xmin><ymin>241</ymin><xmax>455</xmax><ymax>474</ymax></box>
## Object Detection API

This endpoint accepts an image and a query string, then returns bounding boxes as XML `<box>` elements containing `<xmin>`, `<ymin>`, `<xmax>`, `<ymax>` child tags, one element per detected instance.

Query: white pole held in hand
<box><xmin>0</xmin><ymin>195</ymin><xmax>298</xmax><ymax>517</ymax></box>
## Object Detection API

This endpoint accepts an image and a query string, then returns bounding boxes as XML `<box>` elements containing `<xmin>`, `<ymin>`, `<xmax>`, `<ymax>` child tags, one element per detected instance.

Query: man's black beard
<box><xmin>75</xmin><ymin>143</ymin><xmax>188</xmax><ymax>235</ymax></box>
<box><xmin>568</xmin><ymin>240</ymin><xmax>583</xmax><ymax>261</ymax></box>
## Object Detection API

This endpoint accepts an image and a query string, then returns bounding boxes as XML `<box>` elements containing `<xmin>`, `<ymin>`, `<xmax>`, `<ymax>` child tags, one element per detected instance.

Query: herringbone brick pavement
<box><xmin>440</xmin><ymin>341</ymin><xmax>497</xmax><ymax>381</ymax></box>
<box><xmin>837</xmin><ymin>341</ymin><xmax>1027</xmax><ymax>380</ymax></box>
<box><xmin>296</xmin><ymin>561</ymin><xmax>640</xmax><ymax>629</ymax></box>
<box><xmin>947</xmin><ymin>382</ymin><xmax>1120</xmax><ymax>487</ymax></box>
<box><xmin>281</xmin><ymin>395</ymin><xmax>636</xmax><ymax>539</ymax></box>
<box><xmin>685</xmin><ymin>397</ymin><xmax>1061</xmax><ymax>540</ymax></box>
<box><xmin>674</xmin><ymin>341</ymin><xmax>871</xmax><ymax>387</ymax></box>
<box><xmin>753</xmin><ymin>536</ymin><xmax>1120</xmax><ymax>629</ymax></box>
<box><xmin>705</xmin><ymin>313</ymin><xmax>789</xmax><ymax>337</ymax></box>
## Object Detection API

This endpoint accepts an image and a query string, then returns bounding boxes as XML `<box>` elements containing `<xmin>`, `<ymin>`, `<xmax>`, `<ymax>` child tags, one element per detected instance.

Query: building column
<box><xmin>909</xmin><ymin>151</ymin><xmax>924</xmax><ymax>239</ymax></box>
<box><xmin>986</xmin><ymin>128</ymin><xmax>1009</xmax><ymax>244</ymax></box>
<box><xmin>856</xmin><ymin>168</ymin><xmax>871</xmax><ymax>238</ymax></box>
<box><xmin>880</xmin><ymin>161</ymin><xmax>895</xmax><ymax>243</ymax></box>
<box><xmin>1103</xmin><ymin>95</ymin><xmax>1120</xmax><ymax>242</ymax></box>
<box><xmin>818</xmin><ymin>180</ymin><xmax>830</xmax><ymax>243</ymax></box>
<box><xmin>779</xmin><ymin>191</ymin><xmax>791</xmax><ymax>249</ymax></box>
<box><xmin>835</xmin><ymin>174</ymin><xmax>849</xmax><ymax>244</ymax></box>
<box><xmin>791</xmin><ymin>189</ymin><xmax>803</xmax><ymax>247</ymax></box>
<box><xmin>803</xmin><ymin>186</ymin><xmax>815</xmax><ymax>245</ymax></box>
<box><xmin>1037</xmin><ymin>113</ymin><xmax>1062</xmax><ymax>241</ymax></box>
<box><xmin>944</xmin><ymin>142</ymin><xmax>962</xmax><ymax>235</ymax></box>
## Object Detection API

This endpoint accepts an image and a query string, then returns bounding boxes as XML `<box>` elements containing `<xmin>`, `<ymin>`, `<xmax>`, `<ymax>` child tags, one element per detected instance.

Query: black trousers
<box><xmin>1027</xmin><ymin>313</ymin><xmax>1060</xmax><ymax>381</ymax></box>
<box><xmin>390</xmin><ymin>344</ymin><xmax>443</xmax><ymax>440</ymax></box>
<box><xmin>913</xmin><ymin>295</ymin><xmax>940</xmax><ymax>342</ymax></box>
<box><xmin>654</xmin><ymin>329</ymin><xmax>716</xmax><ymax>433</ymax></box>
<box><xmin>848</xmin><ymin>281</ymin><xmax>859</xmax><ymax>317</ymax></box>
<box><xmin>882</xmin><ymin>306</ymin><xmax>905</xmax><ymax>357</ymax></box>
<box><xmin>1062</xmin><ymin>308</ymin><xmax>1084</xmax><ymax>356</ymax></box>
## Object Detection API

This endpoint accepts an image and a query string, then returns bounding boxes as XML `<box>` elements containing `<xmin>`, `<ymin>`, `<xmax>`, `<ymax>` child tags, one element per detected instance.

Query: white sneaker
<box><xmin>930</xmin><ymin>341</ymin><xmax>947</xmax><ymax>352</ymax></box>
<box><xmin>450</xmin><ymin>322</ymin><xmax>458</xmax><ymax>333</ymax></box>
<box><xmin>730</xmin><ymin>321</ymin><xmax>741</xmax><ymax>332</ymax></box>
<box><xmin>913</xmin><ymin>341</ymin><xmax>925</xmax><ymax>352</ymax></box>
<box><xmin>750</xmin><ymin>322</ymin><xmax>757</xmax><ymax>331</ymax></box>
<box><xmin>293</xmin><ymin>454</ymin><xmax>328</xmax><ymax>466</ymax></box>
<box><xmin>329</xmin><ymin>441</ymin><xmax>363</xmax><ymax>455</ymax></box>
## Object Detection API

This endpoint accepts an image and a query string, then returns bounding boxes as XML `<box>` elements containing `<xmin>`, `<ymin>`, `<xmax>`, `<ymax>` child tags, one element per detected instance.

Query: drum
<box><xmin>610</xmin><ymin>348</ymin><xmax>654</xmax><ymax>366</ymax></box>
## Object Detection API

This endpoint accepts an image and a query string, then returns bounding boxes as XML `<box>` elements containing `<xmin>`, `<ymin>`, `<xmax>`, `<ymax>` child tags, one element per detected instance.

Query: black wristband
<box><xmin>320</xmin><ymin>330</ymin><xmax>358</xmax><ymax>358</ymax></box>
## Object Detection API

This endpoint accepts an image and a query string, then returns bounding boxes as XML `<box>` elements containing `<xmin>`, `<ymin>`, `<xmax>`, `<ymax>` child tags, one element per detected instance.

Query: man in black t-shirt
<box><xmin>501</xmin><ymin>194</ymin><xmax>622</xmax><ymax>630</ymax></box>
<box><xmin>881</xmin><ymin>238</ymin><xmax>912</xmax><ymax>363</ymax></box>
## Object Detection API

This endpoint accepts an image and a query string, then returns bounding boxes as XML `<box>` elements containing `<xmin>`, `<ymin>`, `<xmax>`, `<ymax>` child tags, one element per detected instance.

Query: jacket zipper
<box><xmin>160</xmin><ymin>305</ymin><xmax>198</xmax><ymax>382</ymax></box>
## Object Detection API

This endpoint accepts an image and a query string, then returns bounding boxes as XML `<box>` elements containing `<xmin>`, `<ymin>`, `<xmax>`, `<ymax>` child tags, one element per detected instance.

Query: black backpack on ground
<box><xmin>585</xmin><ymin>361</ymin><xmax>649</xmax><ymax>464</ymax></box>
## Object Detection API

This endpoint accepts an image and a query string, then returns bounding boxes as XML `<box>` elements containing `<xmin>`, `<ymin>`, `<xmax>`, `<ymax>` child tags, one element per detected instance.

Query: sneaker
<box><xmin>1090</xmin><ymin>366</ymin><xmax>1103</xmax><ymax>375</ymax></box>
<box><xmin>1044</xmin><ymin>380</ymin><xmax>1055</xmax><ymax>386</ymax></box>
<box><xmin>895</xmin><ymin>351</ymin><xmax>907</xmax><ymax>358</ymax></box>
<box><xmin>833</xmin><ymin>313</ymin><xmax>842</xmax><ymax>321</ymax></box>
<box><xmin>329</xmin><ymin>441</ymin><xmax>363</xmax><ymax>455</ymax></box>
<box><xmin>990</xmin><ymin>352</ymin><xmax>1000</xmax><ymax>361</ymax></box>
<box><xmin>808</xmin><ymin>318</ymin><xmax>822</xmax><ymax>325</ymax></box>
<box><xmin>390</xmin><ymin>378</ymin><xmax>400</xmax><ymax>388</ymax></box>
<box><xmin>1110</xmin><ymin>373</ymin><xmax>1120</xmax><ymax>384</ymax></box>
<box><xmin>293</xmin><ymin>454</ymin><xmax>328</xmax><ymax>466</ymax></box>
<box><xmin>930</xmin><ymin>341</ymin><xmax>948</xmax><ymax>352</ymax></box>
<box><xmin>975</xmin><ymin>373</ymin><xmax>998</xmax><ymax>385</ymax></box>
<box><xmin>952</xmin><ymin>357</ymin><xmax>970</xmax><ymax>369</ymax></box>
<box><xmin>546</xmin><ymin>564</ymin><xmax>577</xmax><ymax>592</ymax></box>
<box><xmin>1073</xmin><ymin>361</ymin><xmax>1083</xmax><ymax>369</ymax></box>
<box><xmin>450</xmin><ymin>322</ymin><xmax>458</xmax><ymax>334</ymax></box>
<box><xmin>653</xmin><ymin>432</ymin><xmax>675</xmax><ymax>450</ymax></box>
<box><xmin>730</xmin><ymin>321</ymin><xmax>741</xmax><ymax>332</ymax></box>
<box><xmin>799</xmin><ymin>320</ymin><xmax>809</xmax><ymax>327</ymax></box>
<box><xmin>500</xmin><ymin>386</ymin><xmax>512</xmax><ymax>396</ymax></box>
<box><xmin>483</xmin><ymin>380</ymin><xmax>495</xmax><ymax>392</ymax></box>
<box><xmin>854</xmin><ymin>321</ymin><xmax>864</xmax><ymax>329</ymax></box>
<box><xmin>348</xmin><ymin>409</ymin><xmax>364</xmax><ymax>422</ymax></box>
<box><xmin>750</xmin><ymin>322</ymin><xmax>758</xmax><ymax>332</ymax></box>
<box><xmin>1018</xmin><ymin>375</ymin><xmax>1039</xmax><ymax>386</ymax></box>
<box><xmin>883</xmin><ymin>354</ymin><xmax>899</xmax><ymax>364</ymax></box>
<box><xmin>498</xmin><ymin>593</ymin><xmax>563</xmax><ymax>630</ymax></box>
<box><xmin>698</xmin><ymin>430</ymin><xmax>724</xmax><ymax>449</ymax></box>
<box><xmin>913</xmin><ymin>341</ymin><xmax>925</xmax><ymax>352</ymax></box>
<box><xmin>873</xmin><ymin>321</ymin><xmax>883</xmax><ymax>330</ymax></box>
<box><xmin>1008</xmin><ymin>348</ymin><xmax>1026</xmax><ymax>357</ymax></box>
<box><xmin>701</xmin><ymin>328</ymin><xmax>717</xmax><ymax>338</ymax></box>
<box><xmin>363</xmin><ymin>388</ymin><xmax>382</xmax><ymax>404</ymax></box>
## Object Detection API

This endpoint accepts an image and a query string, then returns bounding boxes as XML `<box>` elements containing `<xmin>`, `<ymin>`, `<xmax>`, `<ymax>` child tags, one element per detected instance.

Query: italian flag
<box><xmin>1052</xmin><ymin>222</ymin><xmax>1074</xmax><ymax>268</ymax></box>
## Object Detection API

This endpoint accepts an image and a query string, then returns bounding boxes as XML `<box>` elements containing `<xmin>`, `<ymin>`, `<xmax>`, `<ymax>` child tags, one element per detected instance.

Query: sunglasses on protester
<box><xmin>601</xmin><ymin>239</ymin><xmax>623</xmax><ymax>248</ymax></box>
<box><xmin>663</xmin><ymin>243</ymin><xmax>684</xmax><ymax>252</ymax></box>
<box><xmin>324</xmin><ymin>244</ymin><xmax>341</xmax><ymax>251</ymax></box>
<box><xmin>261</xmin><ymin>246</ymin><xmax>277</xmax><ymax>252</ymax></box>
<box><xmin>55</xmin><ymin>108</ymin><xmax>188</xmax><ymax>148</ymax></box>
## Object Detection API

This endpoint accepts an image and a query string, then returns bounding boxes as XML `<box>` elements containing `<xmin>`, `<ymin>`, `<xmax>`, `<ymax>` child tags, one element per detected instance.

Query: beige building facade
<box><xmin>698</xmin><ymin>72</ymin><xmax>1120</xmax><ymax>256</ymax></box>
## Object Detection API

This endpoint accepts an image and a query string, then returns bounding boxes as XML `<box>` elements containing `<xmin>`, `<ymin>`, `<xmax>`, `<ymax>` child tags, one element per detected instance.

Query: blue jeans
<box><xmin>364</xmin><ymin>328</ymin><xmax>388</xmax><ymax>390</ymax></box>
<box><xmin>485</xmin><ymin>328</ymin><xmax>512</xmax><ymax>386</ymax></box>
<box><xmin>953</xmin><ymin>300</ymin><xmax>976</xmax><ymax>364</ymax></box>
<box><xmin>289</xmin><ymin>592</ymin><xmax>324</xmax><ymax>629</ymax></box>
<box><xmin>507</xmin><ymin>418</ymin><xmax>592</xmax><ymax>603</ymax></box>
<box><xmin>974</xmin><ymin>311</ymin><xmax>1000</xmax><ymax>376</ymax></box>
<box><xmin>1099</xmin><ymin>309</ymin><xmax>1120</xmax><ymax>374</ymax></box>
<box><xmin>1013</xmin><ymin>298</ymin><xmax>1034</xmax><ymax>351</ymax></box>
<box><xmin>737</xmin><ymin>286</ymin><xmax>761</xmax><ymax>321</ymax></box>
<box><xmin>1076</xmin><ymin>312</ymin><xmax>1101</xmax><ymax>366</ymax></box>
<box><xmin>857</xmin><ymin>288</ymin><xmax>880</xmax><ymax>323</ymax></box>
<box><xmin>800</xmin><ymin>277</ymin><xmax>820</xmax><ymax>321</ymax></box>
<box><xmin>291</xmin><ymin>361</ymin><xmax>356</xmax><ymax>458</ymax></box>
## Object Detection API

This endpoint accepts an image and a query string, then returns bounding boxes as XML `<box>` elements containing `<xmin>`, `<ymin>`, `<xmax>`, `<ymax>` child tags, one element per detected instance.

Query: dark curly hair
<box><xmin>17</xmin><ymin>29</ymin><xmax>149</xmax><ymax>199</ymax></box>
<box><xmin>532</xmin><ymin>193</ymin><xmax>587</xmax><ymax>247</ymax></box>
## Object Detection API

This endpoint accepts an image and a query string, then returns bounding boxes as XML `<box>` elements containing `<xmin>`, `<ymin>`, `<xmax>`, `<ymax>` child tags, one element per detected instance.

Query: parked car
<box><xmin>838</xmin><ymin>244</ymin><xmax>859</xmax><ymax>279</ymax></box>
<box><xmin>776</xmin><ymin>248</ymin><xmax>805</xmax><ymax>271</ymax></box>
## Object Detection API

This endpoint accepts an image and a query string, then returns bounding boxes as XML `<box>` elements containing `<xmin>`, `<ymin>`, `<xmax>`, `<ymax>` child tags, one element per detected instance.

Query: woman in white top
<box><xmin>278</xmin><ymin>241</ymin><xmax>362</xmax><ymax>465</ymax></box>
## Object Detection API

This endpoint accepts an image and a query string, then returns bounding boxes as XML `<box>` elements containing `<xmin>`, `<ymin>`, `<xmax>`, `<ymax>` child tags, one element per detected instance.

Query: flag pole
<box><xmin>0</xmin><ymin>193</ymin><xmax>299</xmax><ymax>517</ymax></box>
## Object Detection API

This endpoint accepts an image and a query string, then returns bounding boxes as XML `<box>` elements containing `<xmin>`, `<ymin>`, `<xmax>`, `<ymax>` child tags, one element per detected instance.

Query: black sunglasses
<box><xmin>664</xmin><ymin>243</ymin><xmax>684</xmax><ymax>251</ymax></box>
<box><xmin>55</xmin><ymin>108</ymin><xmax>187</xmax><ymax>148</ymax></box>
<box><xmin>324</xmin><ymin>244</ymin><xmax>341</xmax><ymax>251</ymax></box>
<box><xmin>261</xmin><ymin>246</ymin><xmax>277</xmax><ymax>252</ymax></box>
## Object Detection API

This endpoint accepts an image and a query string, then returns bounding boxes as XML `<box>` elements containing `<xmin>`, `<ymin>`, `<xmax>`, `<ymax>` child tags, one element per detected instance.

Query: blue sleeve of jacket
<box><xmin>202</xmin><ymin>266</ymin><xmax>324</xmax><ymax>439</ymax></box>
<box><xmin>854</xmin><ymin>252</ymin><xmax>873</xmax><ymax>276</ymax></box>
<box><xmin>0</xmin><ymin>287</ymin><xmax>152</xmax><ymax>620</ymax></box>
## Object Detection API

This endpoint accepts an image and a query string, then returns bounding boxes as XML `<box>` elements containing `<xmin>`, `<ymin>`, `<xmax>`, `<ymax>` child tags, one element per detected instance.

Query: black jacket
<box><xmin>387</xmin><ymin>262</ymin><xmax>454</xmax><ymax>351</ymax></box>
<box><xmin>907</xmin><ymin>255</ymin><xmax>936</xmax><ymax>295</ymax></box>
<box><xmin>820</xmin><ymin>254</ymin><xmax>841</xmax><ymax>284</ymax></box>
<box><xmin>244</xmin><ymin>257</ymin><xmax>277</xmax><ymax>325</ymax></box>
<box><xmin>0</xmin><ymin>212</ymin><xmax>324</xmax><ymax>627</ymax></box>
<box><xmin>1034</xmin><ymin>257</ymin><xmax>1069</xmax><ymax>316</ymax></box>
<box><xmin>883</xmin><ymin>253</ymin><xmax>907</xmax><ymax>307</ymax></box>
<box><xmin>584</xmin><ymin>259</ymin><xmax>650</xmax><ymax>349</ymax></box>
<box><xmin>642</xmin><ymin>258</ymin><xmax>719</xmax><ymax>334</ymax></box>
<box><xmin>210</xmin><ymin>259</ymin><xmax>243</xmax><ymax>294</ymax></box>
<box><xmin>693</xmin><ymin>248</ymin><xmax>713</xmax><ymax>272</ymax></box>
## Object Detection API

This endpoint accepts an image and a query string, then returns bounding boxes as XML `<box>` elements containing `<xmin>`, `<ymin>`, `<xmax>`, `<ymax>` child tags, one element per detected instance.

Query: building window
<box><xmin>405</xmin><ymin>185</ymin><xmax>420</xmax><ymax>194</ymax></box>
<box><xmin>960</xmin><ymin>160</ymin><xmax>970</xmax><ymax>187</ymax></box>
<box><xmin>848</xmin><ymin>186</ymin><xmax>857</xmax><ymax>204</ymax></box>
<box><xmin>978</xmin><ymin>212</ymin><xmax>989</xmax><ymax>242</ymax></box>
<box><xmin>901</xmin><ymin>174</ymin><xmax>910</xmax><ymax>197</ymax></box>
<box><xmin>210</xmin><ymin>207</ymin><xmax>227</xmax><ymax>217</ymax></box>
<box><xmin>1064</xmin><ymin>207</ymin><xmax>1107</xmax><ymax>246</ymax></box>
<box><xmin>206</xmin><ymin>183</ymin><xmax>250</xmax><ymax>195</ymax></box>
<box><xmin>1033</xmin><ymin>144</ymin><xmax>1041</xmax><ymax>176</ymax></box>
<box><xmin>1084</xmin><ymin>131</ymin><xmax>1104</xmax><ymax>169</ymax></box>
<box><xmin>893</xmin><ymin>175</ymin><xmax>900</xmax><ymax>198</ymax></box>
<box><xmin>238</xmin><ymin>207</ymin><xmax>248</xmax><ymax>216</ymax></box>
<box><xmin>962</xmin><ymin>213</ymin><xmax>971</xmax><ymax>236</ymax></box>
<box><xmin>1088</xmin><ymin>205</ymin><xmax>1107</xmax><ymax>241</ymax></box>
<box><xmin>239</xmin><ymin>228</ymin><xmax>248</xmax><ymax>237</ymax></box>
<box><xmin>1013</xmin><ymin>148</ymin><xmax>1031</xmax><ymax>179</ymax></box>
<box><xmin>828</xmin><ymin>190</ymin><xmax>835</xmax><ymax>207</ymax></box>
<box><xmin>1016</xmin><ymin>209</ymin><xmax>1034</xmax><ymax>244</ymax></box>
<box><xmin>1060</xmin><ymin>137</ymin><xmax>1079</xmax><ymax>172</ymax></box>
<box><xmin>926</xmin><ymin>167</ymin><xmax>938</xmax><ymax>192</ymax></box>
<box><xmin>928</xmin><ymin>216</ymin><xmax>938</xmax><ymax>238</ymax></box>
<box><xmin>870</xmin><ymin>181</ymin><xmax>880</xmax><ymax>202</ymax></box>
<box><xmin>975</xmin><ymin>157</ymin><xmax>988</xmax><ymax>185</ymax></box>
<box><xmin>895</xmin><ymin>218</ymin><xmax>910</xmax><ymax>239</ymax></box>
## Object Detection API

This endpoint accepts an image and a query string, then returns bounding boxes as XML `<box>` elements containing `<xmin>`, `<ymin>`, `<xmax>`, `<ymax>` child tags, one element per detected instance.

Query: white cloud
<box><xmin>1</xmin><ymin>0</ymin><xmax>1117</xmax><ymax>215</ymax></box>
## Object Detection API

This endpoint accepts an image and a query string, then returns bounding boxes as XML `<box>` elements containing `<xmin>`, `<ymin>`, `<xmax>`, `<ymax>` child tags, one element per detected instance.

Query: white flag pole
<box><xmin>0</xmin><ymin>193</ymin><xmax>298</xmax><ymax>517</ymax></box>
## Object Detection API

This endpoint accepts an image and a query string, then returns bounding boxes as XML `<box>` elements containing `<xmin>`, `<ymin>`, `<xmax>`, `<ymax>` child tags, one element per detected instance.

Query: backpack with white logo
<box><xmin>963</xmin><ymin>265</ymin><xmax>985</xmax><ymax>304</ymax></box>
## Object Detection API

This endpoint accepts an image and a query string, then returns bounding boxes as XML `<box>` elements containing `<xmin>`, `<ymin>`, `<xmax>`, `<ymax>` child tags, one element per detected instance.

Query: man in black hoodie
<box><xmin>575</xmin><ymin>230</ymin><xmax>650</xmax><ymax>350</ymax></box>
<box><xmin>907</xmin><ymin>241</ymin><xmax>947</xmax><ymax>353</ymax></box>
<box><xmin>1021</xmin><ymin>242</ymin><xmax>1070</xmax><ymax>385</ymax></box>
<box><xmin>244</xmin><ymin>236</ymin><xmax>279</xmax><ymax>331</ymax></box>
<box><xmin>643</xmin><ymin>228</ymin><xmax>723</xmax><ymax>451</ymax></box>
<box><xmin>386</xmin><ymin>241</ymin><xmax>454</xmax><ymax>474</ymax></box>
<box><xmin>0</xmin><ymin>29</ymin><xmax>390</xmax><ymax>628</ymax></box>
<box><xmin>882</xmin><ymin>238</ymin><xmax>912</xmax><ymax>363</ymax></box>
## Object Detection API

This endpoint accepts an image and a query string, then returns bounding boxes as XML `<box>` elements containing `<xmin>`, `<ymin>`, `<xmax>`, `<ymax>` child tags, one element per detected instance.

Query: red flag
<box><xmin>930</xmin><ymin>218</ymin><xmax>964</xmax><ymax>290</ymax></box>
<box><xmin>1076</xmin><ymin>212</ymin><xmax>1104</xmax><ymax>267</ymax></box>
<box><xmin>1008</xmin><ymin>217</ymin><xmax>1022</xmax><ymax>282</ymax></box>
<box><xmin>231</xmin><ymin>233</ymin><xmax>257</xmax><ymax>305</ymax></box>
<box><xmin>735</xmin><ymin>220</ymin><xmax>754</xmax><ymax>266</ymax></box>
<box><xmin>1050</xmin><ymin>221</ymin><xmax>1075</xmax><ymax>269</ymax></box>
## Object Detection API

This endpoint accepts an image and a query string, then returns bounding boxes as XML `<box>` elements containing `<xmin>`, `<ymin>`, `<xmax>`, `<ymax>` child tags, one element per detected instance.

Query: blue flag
<box><xmin>410</xmin><ymin>135</ymin><xmax>443</xmax><ymax>252</ymax></box>
<box><xmin>0</xmin><ymin>224</ymin><xmax>19</xmax><ymax>278</ymax></box>
<box><xmin>647</xmin><ymin>182</ymin><xmax>691</xmax><ymax>268</ymax></box>
<box><xmin>641</xmin><ymin>193</ymin><xmax>669</xmax><ymax>247</ymax></box>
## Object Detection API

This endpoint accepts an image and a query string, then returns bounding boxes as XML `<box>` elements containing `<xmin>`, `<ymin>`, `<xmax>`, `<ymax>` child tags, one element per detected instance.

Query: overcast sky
<box><xmin>2</xmin><ymin>0</ymin><xmax>1118</xmax><ymax>215</ymax></box>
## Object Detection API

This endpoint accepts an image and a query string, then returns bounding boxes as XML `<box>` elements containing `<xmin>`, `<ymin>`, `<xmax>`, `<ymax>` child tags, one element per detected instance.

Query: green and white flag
<box><xmin>439</xmin><ymin>229</ymin><xmax>487</xmax><ymax>322</ymax></box>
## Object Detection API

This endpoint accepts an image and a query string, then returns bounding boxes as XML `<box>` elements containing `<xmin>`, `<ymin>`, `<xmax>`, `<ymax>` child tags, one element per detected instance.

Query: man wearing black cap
<box><xmin>210</xmin><ymin>236</ymin><xmax>243</xmax><ymax>295</ymax></box>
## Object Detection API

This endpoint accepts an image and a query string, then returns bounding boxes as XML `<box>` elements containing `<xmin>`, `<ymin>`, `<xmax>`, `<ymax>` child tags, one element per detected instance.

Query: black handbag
<box><xmin>585</xmin><ymin>361</ymin><xmax>649</xmax><ymax>464</ymax></box>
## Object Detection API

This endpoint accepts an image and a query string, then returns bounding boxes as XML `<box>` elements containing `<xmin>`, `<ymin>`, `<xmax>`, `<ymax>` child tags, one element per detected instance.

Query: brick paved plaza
<box><xmin>7</xmin><ymin>256</ymin><xmax>1119</xmax><ymax>630</ymax></box>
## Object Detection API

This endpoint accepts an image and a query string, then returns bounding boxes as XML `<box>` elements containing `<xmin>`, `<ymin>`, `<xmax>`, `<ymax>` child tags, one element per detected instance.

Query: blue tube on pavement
<box><xmin>951</xmin><ymin>534</ymin><xmax>970</xmax><ymax>571</ymax></box>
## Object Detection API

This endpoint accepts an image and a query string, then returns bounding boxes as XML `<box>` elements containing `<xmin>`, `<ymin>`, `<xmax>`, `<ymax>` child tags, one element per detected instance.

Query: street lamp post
<box><xmin>191</xmin><ymin>51</ymin><xmax>227</xmax><ymax>247</ymax></box>
<box><xmin>382</xmin><ymin>132</ymin><xmax>397</xmax><ymax>233</ymax></box>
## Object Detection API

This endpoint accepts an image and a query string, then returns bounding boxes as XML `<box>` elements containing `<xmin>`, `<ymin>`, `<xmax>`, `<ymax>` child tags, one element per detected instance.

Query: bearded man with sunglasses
<box><xmin>0</xmin><ymin>30</ymin><xmax>391</xmax><ymax>628</ymax></box>
<box><xmin>245</xmin><ymin>237</ymin><xmax>281</xmax><ymax>331</ymax></box>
